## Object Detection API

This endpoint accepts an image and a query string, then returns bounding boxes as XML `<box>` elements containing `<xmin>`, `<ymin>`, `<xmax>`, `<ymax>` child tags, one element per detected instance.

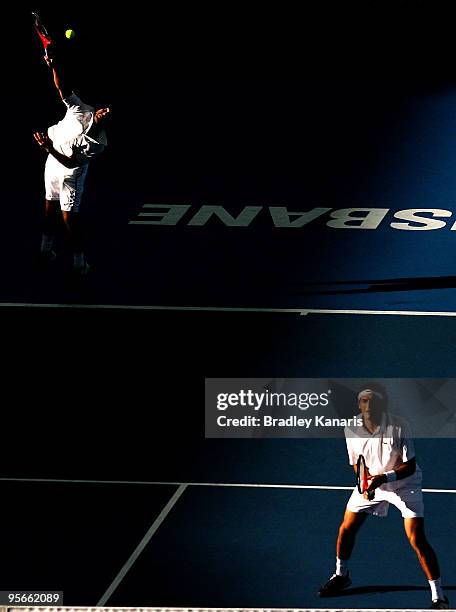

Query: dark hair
<box><xmin>357</xmin><ymin>382</ymin><xmax>389</xmax><ymax>411</ymax></box>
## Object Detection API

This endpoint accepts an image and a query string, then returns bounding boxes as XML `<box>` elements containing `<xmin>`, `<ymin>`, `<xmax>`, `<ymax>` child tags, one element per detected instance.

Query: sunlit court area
<box><xmin>1</xmin><ymin>310</ymin><xmax>456</xmax><ymax>607</ymax></box>
<box><xmin>3</xmin><ymin>1</ymin><xmax>456</xmax><ymax>610</ymax></box>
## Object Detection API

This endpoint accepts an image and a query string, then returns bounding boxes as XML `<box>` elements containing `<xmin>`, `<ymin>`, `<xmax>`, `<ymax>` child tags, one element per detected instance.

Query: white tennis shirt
<box><xmin>47</xmin><ymin>93</ymin><xmax>106</xmax><ymax>165</ymax></box>
<box><xmin>345</xmin><ymin>413</ymin><xmax>422</xmax><ymax>492</ymax></box>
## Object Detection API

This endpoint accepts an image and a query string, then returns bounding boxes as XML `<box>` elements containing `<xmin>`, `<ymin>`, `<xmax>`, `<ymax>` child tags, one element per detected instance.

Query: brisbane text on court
<box><xmin>130</xmin><ymin>204</ymin><xmax>456</xmax><ymax>230</ymax></box>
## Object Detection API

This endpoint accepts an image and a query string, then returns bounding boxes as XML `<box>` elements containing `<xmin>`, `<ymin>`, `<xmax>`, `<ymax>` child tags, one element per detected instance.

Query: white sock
<box><xmin>335</xmin><ymin>557</ymin><xmax>348</xmax><ymax>577</ymax></box>
<box><xmin>429</xmin><ymin>577</ymin><xmax>444</xmax><ymax>601</ymax></box>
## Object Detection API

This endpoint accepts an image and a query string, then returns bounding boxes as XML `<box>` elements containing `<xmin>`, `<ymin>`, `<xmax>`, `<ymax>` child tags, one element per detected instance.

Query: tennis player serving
<box><xmin>32</xmin><ymin>13</ymin><xmax>111</xmax><ymax>274</ymax></box>
<box><xmin>318</xmin><ymin>385</ymin><xmax>449</xmax><ymax>610</ymax></box>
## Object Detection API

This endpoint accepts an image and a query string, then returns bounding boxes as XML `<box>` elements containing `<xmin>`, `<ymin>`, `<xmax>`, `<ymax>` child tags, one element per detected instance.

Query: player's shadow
<box><xmin>297</xmin><ymin>275</ymin><xmax>456</xmax><ymax>294</ymax></box>
<box><xmin>338</xmin><ymin>585</ymin><xmax>456</xmax><ymax>596</ymax></box>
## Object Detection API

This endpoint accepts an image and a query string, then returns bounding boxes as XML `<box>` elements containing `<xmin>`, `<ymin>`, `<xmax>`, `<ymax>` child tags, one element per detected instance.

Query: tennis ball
<box><xmin>65</xmin><ymin>29</ymin><xmax>75</xmax><ymax>40</ymax></box>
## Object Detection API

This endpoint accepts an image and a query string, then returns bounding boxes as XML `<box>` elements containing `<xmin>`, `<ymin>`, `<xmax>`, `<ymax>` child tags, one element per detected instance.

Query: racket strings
<box><xmin>357</xmin><ymin>455</ymin><xmax>369</xmax><ymax>493</ymax></box>
<box><xmin>32</xmin><ymin>13</ymin><xmax>53</xmax><ymax>48</ymax></box>
<box><xmin>360</xmin><ymin>464</ymin><xmax>368</xmax><ymax>492</ymax></box>
<box><xmin>35</xmin><ymin>28</ymin><xmax>53</xmax><ymax>48</ymax></box>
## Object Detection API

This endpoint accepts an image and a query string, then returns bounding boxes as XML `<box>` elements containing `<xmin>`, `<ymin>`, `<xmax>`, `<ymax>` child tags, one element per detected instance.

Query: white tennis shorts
<box><xmin>45</xmin><ymin>155</ymin><xmax>88</xmax><ymax>212</ymax></box>
<box><xmin>346</xmin><ymin>485</ymin><xmax>424</xmax><ymax>518</ymax></box>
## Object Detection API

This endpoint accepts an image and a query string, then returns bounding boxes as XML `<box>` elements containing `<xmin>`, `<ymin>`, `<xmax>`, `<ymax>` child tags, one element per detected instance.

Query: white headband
<box><xmin>357</xmin><ymin>388</ymin><xmax>384</xmax><ymax>401</ymax></box>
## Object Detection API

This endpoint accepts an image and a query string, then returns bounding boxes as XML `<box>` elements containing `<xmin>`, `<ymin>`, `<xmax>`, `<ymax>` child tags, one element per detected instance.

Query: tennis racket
<box><xmin>32</xmin><ymin>11</ymin><xmax>53</xmax><ymax>58</ymax></box>
<box><xmin>357</xmin><ymin>454</ymin><xmax>374</xmax><ymax>500</ymax></box>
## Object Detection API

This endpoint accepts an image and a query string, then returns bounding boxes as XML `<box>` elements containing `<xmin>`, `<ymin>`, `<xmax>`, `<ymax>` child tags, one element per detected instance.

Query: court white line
<box><xmin>301</xmin><ymin>308</ymin><xmax>456</xmax><ymax>317</ymax></box>
<box><xmin>0</xmin><ymin>477</ymin><xmax>455</xmax><ymax>494</ymax></box>
<box><xmin>0</xmin><ymin>303</ymin><xmax>304</xmax><ymax>313</ymax></box>
<box><xmin>96</xmin><ymin>484</ymin><xmax>188</xmax><ymax>606</ymax></box>
<box><xmin>0</xmin><ymin>303</ymin><xmax>455</xmax><ymax>316</ymax></box>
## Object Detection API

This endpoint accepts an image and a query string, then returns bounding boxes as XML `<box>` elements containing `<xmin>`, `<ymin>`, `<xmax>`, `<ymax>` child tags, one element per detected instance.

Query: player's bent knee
<box><xmin>410</xmin><ymin>534</ymin><xmax>430</xmax><ymax>552</ymax></box>
<box><xmin>407</xmin><ymin>531</ymin><xmax>428</xmax><ymax>551</ymax></box>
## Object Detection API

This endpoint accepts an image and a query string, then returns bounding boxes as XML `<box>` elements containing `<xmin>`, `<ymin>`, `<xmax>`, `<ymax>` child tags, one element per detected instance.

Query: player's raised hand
<box><xmin>33</xmin><ymin>132</ymin><xmax>53</xmax><ymax>152</ymax></box>
<box><xmin>44</xmin><ymin>54</ymin><xmax>54</xmax><ymax>68</ymax></box>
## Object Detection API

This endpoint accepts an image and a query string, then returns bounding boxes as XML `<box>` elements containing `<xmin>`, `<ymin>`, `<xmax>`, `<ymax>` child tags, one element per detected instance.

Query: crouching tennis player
<box><xmin>318</xmin><ymin>386</ymin><xmax>449</xmax><ymax>610</ymax></box>
<box><xmin>33</xmin><ymin>43</ymin><xmax>110</xmax><ymax>274</ymax></box>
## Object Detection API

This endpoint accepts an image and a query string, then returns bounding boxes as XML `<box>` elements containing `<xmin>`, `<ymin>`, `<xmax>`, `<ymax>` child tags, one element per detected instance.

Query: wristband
<box><xmin>385</xmin><ymin>470</ymin><xmax>397</xmax><ymax>482</ymax></box>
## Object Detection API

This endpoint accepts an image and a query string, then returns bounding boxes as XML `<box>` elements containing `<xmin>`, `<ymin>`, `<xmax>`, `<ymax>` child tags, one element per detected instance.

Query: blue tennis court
<box><xmin>2</xmin><ymin>439</ymin><xmax>455</xmax><ymax>608</ymax></box>
<box><xmin>0</xmin><ymin>307</ymin><xmax>455</xmax><ymax>607</ymax></box>
<box><xmin>3</xmin><ymin>2</ymin><xmax>456</xmax><ymax>609</ymax></box>
<box><xmin>3</xmin><ymin>5</ymin><xmax>456</xmax><ymax>313</ymax></box>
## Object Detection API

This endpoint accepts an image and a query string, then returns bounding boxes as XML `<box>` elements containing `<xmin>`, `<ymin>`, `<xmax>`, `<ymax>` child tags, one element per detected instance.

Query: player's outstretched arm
<box><xmin>44</xmin><ymin>52</ymin><xmax>72</xmax><ymax>100</ymax></box>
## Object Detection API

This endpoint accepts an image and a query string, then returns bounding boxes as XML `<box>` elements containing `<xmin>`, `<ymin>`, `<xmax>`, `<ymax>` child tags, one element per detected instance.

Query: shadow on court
<box><xmin>337</xmin><ymin>585</ymin><xmax>456</xmax><ymax>596</ymax></box>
